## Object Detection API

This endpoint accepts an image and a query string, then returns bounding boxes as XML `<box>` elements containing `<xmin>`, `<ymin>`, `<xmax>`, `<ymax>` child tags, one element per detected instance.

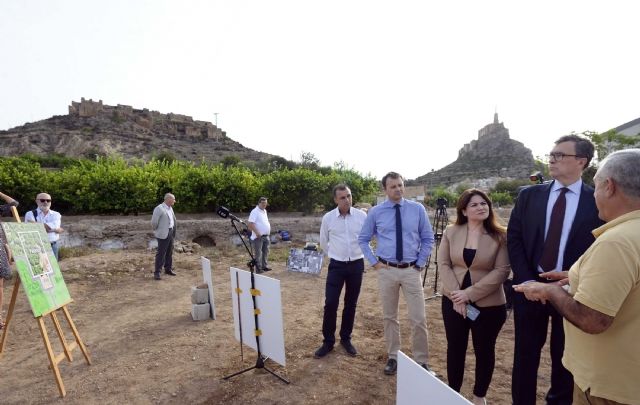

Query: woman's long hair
<box><xmin>454</xmin><ymin>188</ymin><xmax>506</xmax><ymax>243</ymax></box>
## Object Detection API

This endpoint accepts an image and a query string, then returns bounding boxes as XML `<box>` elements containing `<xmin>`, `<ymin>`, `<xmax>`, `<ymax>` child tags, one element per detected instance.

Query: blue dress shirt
<box><xmin>358</xmin><ymin>198</ymin><xmax>434</xmax><ymax>267</ymax></box>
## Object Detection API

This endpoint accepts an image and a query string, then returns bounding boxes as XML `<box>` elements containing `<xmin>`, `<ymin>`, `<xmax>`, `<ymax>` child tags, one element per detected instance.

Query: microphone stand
<box><xmin>223</xmin><ymin>217</ymin><xmax>289</xmax><ymax>384</ymax></box>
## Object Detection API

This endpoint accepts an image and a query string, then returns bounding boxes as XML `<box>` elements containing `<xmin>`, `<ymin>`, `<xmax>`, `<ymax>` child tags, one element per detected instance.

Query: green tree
<box><xmin>426</xmin><ymin>187</ymin><xmax>458</xmax><ymax>209</ymax></box>
<box><xmin>488</xmin><ymin>191</ymin><xmax>513</xmax><ymax>207</ymax></box>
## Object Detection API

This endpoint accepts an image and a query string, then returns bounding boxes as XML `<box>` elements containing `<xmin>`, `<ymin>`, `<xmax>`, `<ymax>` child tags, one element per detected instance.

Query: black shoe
<box><xmin>164</xmin><ymin>269</ymin><xmax>177</xmax><ymax>276</ymax></box>
<box><xmin>340</xmin><ymin>340</ymin><xmax>357</xmax><ymax>357</ymax></box>
<box><xmin>154</xmin><ymin>273</ymin><xmax>162</xmax><ymax>280</ymax></box>
<box><xmin>420</xmin><ymin>363</ymin><xmax>437</xmax><ymax>376</ymax></box>
<box><xmin>263</xmin><ymin>267</ymin><xmax>272</xmax><ymax>272</ymax></box>
<box><xmin>313</xmin><ymin>344</ymin><xmax>333</xmax><ymax>359</ymax></box>
<box><xmin>384</xmin><ymin>358</ymin><xmax>397</xmax><ymax>375</ymax></box>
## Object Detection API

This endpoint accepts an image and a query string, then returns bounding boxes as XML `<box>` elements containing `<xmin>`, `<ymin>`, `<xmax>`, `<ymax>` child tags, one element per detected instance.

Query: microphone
<box><xmin>216</xmin><ymin>206</ymin><xmax>245</xmax><ymax>224</ymax></box>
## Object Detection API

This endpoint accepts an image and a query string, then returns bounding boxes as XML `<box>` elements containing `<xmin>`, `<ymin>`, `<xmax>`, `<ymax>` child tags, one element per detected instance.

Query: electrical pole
<box><xmin>214</xmin><ymin>112</ymin><xmax>219</xmax><ymax>127</ymax></box>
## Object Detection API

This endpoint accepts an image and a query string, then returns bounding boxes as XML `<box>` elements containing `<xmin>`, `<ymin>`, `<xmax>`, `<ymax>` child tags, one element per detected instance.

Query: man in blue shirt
<box><xmin>358</xmin><ymin>172</ymin><xmax>435</xmax><ymax>375</ymax></box>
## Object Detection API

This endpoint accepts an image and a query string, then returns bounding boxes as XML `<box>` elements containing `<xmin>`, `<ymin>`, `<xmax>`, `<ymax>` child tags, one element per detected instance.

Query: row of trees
<box><xmin>0</xmin><ymin>154</ymin><xmax>380</xmax><ymax>215</ymax></box>
<box><xmin>2</xmin><ymin>130</ymin><xmax>635</xmax><ymax>215</ymax></box>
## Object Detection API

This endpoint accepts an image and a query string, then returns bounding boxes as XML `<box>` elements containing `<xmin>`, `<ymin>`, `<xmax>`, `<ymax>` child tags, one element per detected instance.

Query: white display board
<box><xmin>397</xmin><ymin>351</ymin><xmax>471</xmax><ymax>405</ymax></box>
<box><xmin>229</xmin><ymin>267</ymin><xmax>286</xmax><ymax>366</ymax></box>
<box><xmin>201</xmin><ymin>256</ymin><xmax>216</xmax><ymax>319</ymax></box>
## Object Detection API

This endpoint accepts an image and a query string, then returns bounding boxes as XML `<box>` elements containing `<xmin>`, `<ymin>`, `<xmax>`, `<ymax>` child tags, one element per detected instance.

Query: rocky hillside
<box><xmin>415</xmin><ymin>113</ymin><xmax>535</xmax><ymax>186</ymax></box>
<box><xmin>0</xmin><ymin>98</ymin><xmax>274</xmax><ymax>164</ymax></box>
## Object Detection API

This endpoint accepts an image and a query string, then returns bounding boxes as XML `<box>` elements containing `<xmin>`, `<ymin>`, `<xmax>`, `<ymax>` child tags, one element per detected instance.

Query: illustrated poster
<box><xmin>1</xmin><ymin>222</ymin><xmax>71</xmax><ymax>317</ymax></box>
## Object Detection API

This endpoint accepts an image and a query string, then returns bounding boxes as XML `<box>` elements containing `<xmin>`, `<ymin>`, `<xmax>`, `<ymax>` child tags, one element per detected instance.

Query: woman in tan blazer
<box><xmin>439</xmin><ymin>189</ymin><xmax>510</xmax><ymax>405</ymax></box>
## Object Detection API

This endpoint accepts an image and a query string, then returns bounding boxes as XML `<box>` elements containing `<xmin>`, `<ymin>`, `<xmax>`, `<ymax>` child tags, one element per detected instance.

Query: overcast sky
<box><xmin>1</xmin><ymin>1</ymin><xmax>638</xmax><ymax>180</ymax></box>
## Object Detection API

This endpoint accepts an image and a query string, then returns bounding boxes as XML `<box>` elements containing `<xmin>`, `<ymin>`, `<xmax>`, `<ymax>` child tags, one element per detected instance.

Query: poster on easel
<box><xmin>1</xmin><ymin>222</ymin><xmax>71</xmax><ymax>317</ymax></box>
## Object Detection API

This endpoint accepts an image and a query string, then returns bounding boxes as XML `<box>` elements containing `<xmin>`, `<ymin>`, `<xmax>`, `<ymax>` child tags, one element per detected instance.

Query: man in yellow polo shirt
<box><xmin>515</xmin><ymin>149</ymin><xmax>640</xmax><ymax>405</ymax></box>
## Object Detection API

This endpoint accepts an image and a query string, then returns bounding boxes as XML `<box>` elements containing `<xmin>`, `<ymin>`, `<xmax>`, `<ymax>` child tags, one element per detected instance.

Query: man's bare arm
<box><xmin>514</xmin><ymin>282</ymin><xmax>614</xmax><ymax>334</ymax></box>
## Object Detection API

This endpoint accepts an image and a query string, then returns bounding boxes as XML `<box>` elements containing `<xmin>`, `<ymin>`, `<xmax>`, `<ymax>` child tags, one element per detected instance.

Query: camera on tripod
<box><xmin>436</xmin><ymin>197</ymin><xmax>448</xmax><ymax>209</ymax></box>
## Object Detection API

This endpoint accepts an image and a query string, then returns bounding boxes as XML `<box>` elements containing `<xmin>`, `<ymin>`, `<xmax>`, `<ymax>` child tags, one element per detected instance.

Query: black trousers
<box><xmin>512</xmin><ymin>293</ymin><xmax>573</xmax><ymax>405</ymax></box>
<box><xmin>154</xmin><ymin>230</ymin><xmax>175</xmax><ymax>275</ymax></box>
<box><xmin>321</xmin><ymin>258</ymin><xmax>364</xmax><ymax>346</ymax></box>
<box><xmin>442</xmin><ymin>296</ymin><xmax>506</xmax><ymax>397</ymax></box>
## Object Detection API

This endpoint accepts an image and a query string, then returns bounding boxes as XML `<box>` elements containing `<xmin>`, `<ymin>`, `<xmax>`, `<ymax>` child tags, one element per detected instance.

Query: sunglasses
<box><xmin>39</xmin><ymin>199</ymin><xmax>51</xmax><ymax>203</ymax></box>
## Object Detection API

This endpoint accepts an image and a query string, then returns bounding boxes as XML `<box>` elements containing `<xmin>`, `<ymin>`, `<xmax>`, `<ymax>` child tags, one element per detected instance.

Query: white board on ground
<box><xmin>229</xmin><ymin>267</ymin><xmax>286</xmax><ymax>366</ymax></box>
<box><xmin>201</xmin><ymin>256</ymin><xmax>216</xmax><ymax>319</ymax></box>
<box><xmin>397</xmin><ymin>351</ymin><xmax>471</xmax><ymax>405</ymax></box>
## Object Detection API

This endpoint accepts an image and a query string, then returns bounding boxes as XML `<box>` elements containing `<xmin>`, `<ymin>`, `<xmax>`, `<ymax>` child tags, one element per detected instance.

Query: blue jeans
<box><xmin>322</xmin><ymin>258</ymin><xmax>364</xmax><ymax>346</ymax></box>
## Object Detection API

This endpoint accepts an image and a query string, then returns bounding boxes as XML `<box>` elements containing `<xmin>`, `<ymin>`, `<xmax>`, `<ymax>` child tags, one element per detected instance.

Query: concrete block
<box><xmin>191</xmin><ymin>285</ymin><xmax>209</xmax><ymax>304</ymax></box>
<box><xmin>191</xmin><ymin>303</ymin><xmax>211</xmax><ymax>321</ymax></box>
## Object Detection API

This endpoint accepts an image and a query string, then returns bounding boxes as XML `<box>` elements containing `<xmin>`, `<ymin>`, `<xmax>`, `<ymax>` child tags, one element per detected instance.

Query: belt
<box><xmin>330</xmin><ymin>258</ymin><xmax>364</xmax><ymax>265</ymax></box>
<box><xmin>377</xmin><ymin>257</ymin><xmax>416</xmax><ymax>269</ymax></box>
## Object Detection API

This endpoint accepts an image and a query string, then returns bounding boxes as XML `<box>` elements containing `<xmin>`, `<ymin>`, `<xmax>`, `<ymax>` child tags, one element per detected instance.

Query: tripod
<box><xmin>423</xmin><ymin>202</ymin><xmax>449</xmax><ymax>300</ymax></box>
<box><xmin>222</xmin><ymin>217</ymin><xmax>289</xmax><ymax>384</ymax></box>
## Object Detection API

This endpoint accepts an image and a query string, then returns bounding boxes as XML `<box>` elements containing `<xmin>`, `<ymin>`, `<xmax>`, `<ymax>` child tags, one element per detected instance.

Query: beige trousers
<box><xmin>377</xmin><ymin>265</ymin><xmax>429</xmax><ymax>365</ymax></box>
<box><xmin>573</xmin><ymin>384</ymin><xmax>627</xmax><ymax>405</ymax></box>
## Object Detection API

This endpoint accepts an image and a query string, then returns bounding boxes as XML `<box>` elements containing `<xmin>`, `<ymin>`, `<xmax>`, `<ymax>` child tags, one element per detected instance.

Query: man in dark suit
<box><xmin>508</xmin><ymin>135</ymin><xmax>603</xmax><ymax>405</ymax></box>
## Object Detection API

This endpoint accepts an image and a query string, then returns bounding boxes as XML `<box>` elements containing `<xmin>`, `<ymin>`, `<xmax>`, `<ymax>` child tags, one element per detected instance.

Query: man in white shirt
<box><xmin>25</xmin><ymin>192</ymin><xmax>63</xmax><ymax>260</ymax></box>
<box><xmin>151</xmin><ymin>193</ymin><xmax>177</xmax><ymax>280</ymax></box>
<box><xmin>314</xmin><ymin>185</ymin><xmax>367</xmax><ymax>359</ymax></box>
<box><xmin>248</xmin><ymin>197</ymin><xmax>271</xmax><ymax>274</ymax></box>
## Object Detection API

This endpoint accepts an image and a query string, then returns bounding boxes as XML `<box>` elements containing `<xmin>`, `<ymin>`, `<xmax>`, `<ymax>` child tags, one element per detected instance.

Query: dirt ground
<box><xmin>0</xmin><ymin>240</ymin><xmax>552</xmax><ymax>404</ymax></box>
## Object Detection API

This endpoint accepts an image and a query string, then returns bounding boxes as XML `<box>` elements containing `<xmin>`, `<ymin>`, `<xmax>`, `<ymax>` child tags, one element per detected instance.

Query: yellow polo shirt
<box><xmin>563</xmin><ymin>210</ymin><xmax>640</xmax><ymax>404</ymax></box>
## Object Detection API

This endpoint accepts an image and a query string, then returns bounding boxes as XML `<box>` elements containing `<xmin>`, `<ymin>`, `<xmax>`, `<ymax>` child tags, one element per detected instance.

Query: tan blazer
<box><xmin>438</xmin><ymin>223</ymin><xmax>510</xmax><ymax>307</ymax></box>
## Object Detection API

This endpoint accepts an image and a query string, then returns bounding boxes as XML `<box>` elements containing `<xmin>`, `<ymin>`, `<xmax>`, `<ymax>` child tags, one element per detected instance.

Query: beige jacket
<box><xmin>438</xmin><ymin>223</ymin><xmax>510</xmax><ymax>307</ymax></box>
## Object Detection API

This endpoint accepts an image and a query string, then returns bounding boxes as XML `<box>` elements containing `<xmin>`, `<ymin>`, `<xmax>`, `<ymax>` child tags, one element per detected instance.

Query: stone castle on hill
<box><xmin>0</xmin><ymin>98</ymin><xmax>273</xmax><ymax>164</ymax></box>
<box><xmin>415</xmin><ymin>113</ymin><xmax>535</xmax><ymax>187</ymax></box>
<box><xmin>68</xmin><ymin>98</ymin><xmax>224</xmax><ymax>139</ymax></box>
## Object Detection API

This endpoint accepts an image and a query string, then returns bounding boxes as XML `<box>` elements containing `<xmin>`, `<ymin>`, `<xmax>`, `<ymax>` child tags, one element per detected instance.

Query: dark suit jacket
<box><xmin>507</xmin><ymin>180</ymin><xmax>604</xmax><ymax>284</ymax></box>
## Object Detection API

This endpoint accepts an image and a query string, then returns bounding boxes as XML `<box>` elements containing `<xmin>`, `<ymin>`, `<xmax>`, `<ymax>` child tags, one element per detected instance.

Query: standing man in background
<box><xmin>508</xmin><ymin>135</ymin><xmax>603</xmax><ymax>405</ymax></box>
<box><xmin>314</xmin><ymin>184</ymin><xmax>367</xmax><ymax>359</ymax></box>
<box><xmin>358</xmin><ymin>172</ymin><xmax>435</xmax><ymax>375</ymax></box>
<box><xmin>248</xmin><ymin>197</ymin><xmax>271</xmax><ymax>274</ymax></box>
<box><xmin>151</xmin><ymin>193</ymin><xmax>177</xmax><ymax>281</ymax></box>
<box><xmin>25</xmin><ymin>192</ymin><xmax>63</xmax><ymax>260</ymax></box>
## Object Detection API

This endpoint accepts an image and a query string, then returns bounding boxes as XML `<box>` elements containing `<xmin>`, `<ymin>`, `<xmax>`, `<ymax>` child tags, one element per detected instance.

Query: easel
<box><xmin>0</xmin><ymin>206</ymin><xmax>91</xmax><ymax>397</ymax></box>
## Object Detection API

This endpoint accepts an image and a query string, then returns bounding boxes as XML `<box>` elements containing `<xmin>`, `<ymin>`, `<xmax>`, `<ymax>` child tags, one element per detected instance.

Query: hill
<box><xmin>0</xmin><ymin>98</ymin><xmax>274</xmax><ymax>164</ymax></box>
<box><xmin>415</xmin><ymin>113</ymin><xmax>535</xmax><ymax>187</ymax></box>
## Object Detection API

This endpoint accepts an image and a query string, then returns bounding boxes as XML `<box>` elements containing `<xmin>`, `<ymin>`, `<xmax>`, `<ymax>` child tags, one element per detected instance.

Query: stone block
<box><xmin>191</xmin><ymin>303</ymin><xmax>211</xmax><ymax>321</ymax></box>
<box><xmin>191</xmin><ymin>285</ymin><xmax>210</xmax><ymax>304</ymax></box>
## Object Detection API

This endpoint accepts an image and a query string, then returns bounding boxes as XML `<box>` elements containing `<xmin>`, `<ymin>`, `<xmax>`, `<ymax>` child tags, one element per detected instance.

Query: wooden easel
<box><xmin>0</xmin><ymin>206</ymin><xmax>91</xmax><ymax>397</ymax></box>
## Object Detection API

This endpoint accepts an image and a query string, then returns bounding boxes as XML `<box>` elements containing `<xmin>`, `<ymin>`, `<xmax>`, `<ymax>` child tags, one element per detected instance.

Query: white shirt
<box><xmin>248</xmin><ymin>205</ymin><xmax>270</xmax><ymax>240</ymax></box>
<box><xmin>320</xmin><ymin>206</ymin><xmax>367</xmax><ymax>262</ymax></box>
<box><xmin>25</xmin><ymin>208</ymin><xmax>62</xmax><ymax>243</ymax></box>
<box><xmin>163</xmin><ymin>203</ymin><xmax>175</xmax><ymax>229</ymax></box>
<box><xmin>540</xmin><ymin>179</ymin><xmax>583</xmax><ymax>272</ymax></box>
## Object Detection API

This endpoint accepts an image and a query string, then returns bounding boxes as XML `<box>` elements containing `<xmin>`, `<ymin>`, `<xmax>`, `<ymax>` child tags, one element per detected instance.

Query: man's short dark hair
<box><xmin>258</xmin><ymin>197</ymin><xmax>268</xmax><ymax>203</ymax></box>
<box><xmin>381</xmin><ymin>172</ymin><xmax>404</xmax><ymax>189</ymax></box>
<box><xmin>555</xmin><ymin>134</ymin><xmax>595</xmax><ymax>168</ymax></box>
<box><xmin>332</xmin><ymin>184</ymin><xmax>350</xmax><ymax>197</ymax></box>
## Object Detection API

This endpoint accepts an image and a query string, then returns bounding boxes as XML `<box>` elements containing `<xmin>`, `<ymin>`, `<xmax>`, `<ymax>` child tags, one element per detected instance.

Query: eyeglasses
<box><xmin>39</xmin><ymin>199</ymin><xmax>51</xmax><ymax>203</ymax></box>
<box><xmin>546</xmin><ymin>152</ymin><xmax>583</xmax><ymax>161</ymax></box>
